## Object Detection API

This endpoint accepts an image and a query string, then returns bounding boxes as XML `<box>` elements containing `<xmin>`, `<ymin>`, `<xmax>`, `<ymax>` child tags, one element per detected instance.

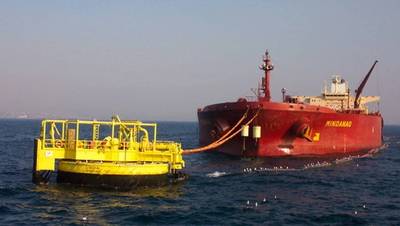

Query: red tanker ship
<box><xmin>197</xmin><ymin>50</ymin><xmax>383</xmax><ymax>157</ymax></box>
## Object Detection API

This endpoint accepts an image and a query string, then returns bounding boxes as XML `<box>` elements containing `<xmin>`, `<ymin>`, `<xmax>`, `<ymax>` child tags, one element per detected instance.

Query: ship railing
<box><xmin>245</xmin><ymin>96</ymin><xmax>258</xmax><ymax>101</ymax></box>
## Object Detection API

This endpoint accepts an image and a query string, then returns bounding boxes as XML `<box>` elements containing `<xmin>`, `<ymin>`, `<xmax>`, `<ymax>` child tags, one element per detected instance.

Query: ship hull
<box><xmin>198</xmin><ymin>101</ymin><xmax>383</xmax><ymax>157</ymax></box>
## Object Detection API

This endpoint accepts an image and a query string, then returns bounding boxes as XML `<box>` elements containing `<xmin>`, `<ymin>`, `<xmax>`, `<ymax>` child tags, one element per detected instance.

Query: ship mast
<box><xmin>259</xmin><ymin>50</ymin><xmax>274</xmax><ymax>101</ymax></box>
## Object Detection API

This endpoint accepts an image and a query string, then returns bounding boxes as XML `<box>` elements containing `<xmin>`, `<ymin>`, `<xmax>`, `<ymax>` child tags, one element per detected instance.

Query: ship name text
<box><xmin>325</xmin><ymin>120</ymin><xmax>352</xmax><ymax>128</ymax></box>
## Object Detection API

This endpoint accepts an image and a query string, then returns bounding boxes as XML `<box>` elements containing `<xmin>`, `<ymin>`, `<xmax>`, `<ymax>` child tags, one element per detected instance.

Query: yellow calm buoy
<box><xmin>32</xmin><ymin>115</ymin><xmax>186</xmax><ymax>189</ymax></box>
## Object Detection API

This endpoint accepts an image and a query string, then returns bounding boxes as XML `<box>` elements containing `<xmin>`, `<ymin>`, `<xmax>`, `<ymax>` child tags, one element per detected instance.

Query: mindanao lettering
<box><xmin>325</xmin><ymin>120</ymin><xmax>352</xmax><ymax>128</ymax></box>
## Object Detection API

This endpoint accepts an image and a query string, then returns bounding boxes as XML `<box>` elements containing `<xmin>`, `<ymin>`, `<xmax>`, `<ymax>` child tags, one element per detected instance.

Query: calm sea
<box><xmin>0</xmin><ymin>119</ymin><xmax>399</xmax><ymax>225</ymax></box>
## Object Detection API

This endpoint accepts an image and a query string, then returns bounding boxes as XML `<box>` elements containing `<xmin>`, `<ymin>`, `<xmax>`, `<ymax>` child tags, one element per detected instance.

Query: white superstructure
<box><xmin>286</xmin><ymin>76</ymin><xmax>380</xmax><ymax>113</ymax></box>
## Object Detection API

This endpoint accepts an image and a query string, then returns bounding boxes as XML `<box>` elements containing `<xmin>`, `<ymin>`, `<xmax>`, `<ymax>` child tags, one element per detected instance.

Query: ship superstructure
<box><xmin>287</xmin><ymin>75</ymin><xmax>380</xmax><ymax>113</ymax></box>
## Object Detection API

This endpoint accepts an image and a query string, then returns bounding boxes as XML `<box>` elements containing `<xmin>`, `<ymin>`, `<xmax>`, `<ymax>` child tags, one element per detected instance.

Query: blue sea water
<box><xmin>0</xmin><ymin>119</ymin><xmax>399</xmax><ymax>225</ymax></box>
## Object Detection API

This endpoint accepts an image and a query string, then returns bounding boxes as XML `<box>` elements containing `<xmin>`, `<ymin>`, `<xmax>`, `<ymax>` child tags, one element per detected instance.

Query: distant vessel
<box><xmin>198</xmin><ymin>50</ymin><xmax>383</xmax><ymax>157</ymax></box>
<box><xmin>16</xmin><ymin>114</ymin><xmax>28</xmax><ymax>119</ymax></box>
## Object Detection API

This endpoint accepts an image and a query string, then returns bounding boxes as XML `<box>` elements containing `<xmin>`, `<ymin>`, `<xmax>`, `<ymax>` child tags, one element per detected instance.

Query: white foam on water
<box><xmin>242</xmin><ymin>166</ymin><xmax>299</xmax><ymax>173</ymax></box>
<box><xmin>206</xmin><ymin>171</ymin><xmax>227</xmax><ymax>178</ymax></box>
<box><xmin>241</xmin><ymin>145</ymin><xmax>389</xmax><ymax>174</ymax></box>
<box><xmin>335</xmin><ymin>156</ymin><xmax>354</xmax><ymax>164</ymax></box>
<box><xmin>303</xmin><ymin>161</ymin><xmax>332</xmax><ymax>169</ymax></box>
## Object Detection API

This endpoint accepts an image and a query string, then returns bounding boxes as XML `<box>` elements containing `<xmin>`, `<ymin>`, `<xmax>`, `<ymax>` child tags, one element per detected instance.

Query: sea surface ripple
<box><xmin>0</xmin><ymin>119</ymin><xmax>399</xmax><ymax>225</ymax></box>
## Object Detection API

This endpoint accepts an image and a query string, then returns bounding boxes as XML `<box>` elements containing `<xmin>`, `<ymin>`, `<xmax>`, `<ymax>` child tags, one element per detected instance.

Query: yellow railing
<box><xmin>40</xmin><ymin>116</ymin><xmax>158</xmax><ymax>151</ymax></box>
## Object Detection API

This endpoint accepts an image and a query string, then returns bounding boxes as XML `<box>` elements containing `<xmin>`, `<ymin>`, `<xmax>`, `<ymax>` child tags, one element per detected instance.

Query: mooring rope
<box><xmin>181</xmin><ymin>108</ymin><xmax>250</xmax><ymax>154</ymax></box>
<box><xmin>182</xmin><ymin>108</ymin><xmax>260</xmax><ymax>155</ymax></box>
<box><xmin>212</xmin><ymin>107</ymin><xmax>250</xmax><ymax>144</ymax></box>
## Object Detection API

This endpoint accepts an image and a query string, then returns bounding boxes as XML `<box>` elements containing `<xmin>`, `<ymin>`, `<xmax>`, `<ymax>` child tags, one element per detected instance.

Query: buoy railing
<box><xmin>40</xmin><ymin>118</ymin><xmax>159</xmax><ymax>150</ymax></box>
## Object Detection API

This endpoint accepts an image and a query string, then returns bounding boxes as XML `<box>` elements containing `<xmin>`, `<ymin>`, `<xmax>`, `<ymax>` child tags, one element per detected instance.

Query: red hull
<box><xmin>198</xmin><ymin>100</ymin><xmax>383</xmax><ymax>157</ymax></box>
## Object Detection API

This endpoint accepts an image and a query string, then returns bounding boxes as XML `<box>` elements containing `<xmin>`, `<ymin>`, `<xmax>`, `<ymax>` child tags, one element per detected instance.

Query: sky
<box><xmin>0</xmin><ymin>0</ymin><xmax>399</xmax><ymax>123</ymax></box>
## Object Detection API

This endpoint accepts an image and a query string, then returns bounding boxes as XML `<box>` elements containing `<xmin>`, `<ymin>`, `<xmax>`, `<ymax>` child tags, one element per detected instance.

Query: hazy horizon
<box><xmin>1</xmin><ymin>1</ymin><xmax>399</xmax><ymax>124</ymax></box>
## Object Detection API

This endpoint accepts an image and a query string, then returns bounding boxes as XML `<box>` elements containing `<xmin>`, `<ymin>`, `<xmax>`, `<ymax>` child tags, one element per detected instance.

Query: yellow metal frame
<box><xmin>34</xmin><ymin>116</ymin><xmax>184</xmax><ymax>175</ymax></box>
